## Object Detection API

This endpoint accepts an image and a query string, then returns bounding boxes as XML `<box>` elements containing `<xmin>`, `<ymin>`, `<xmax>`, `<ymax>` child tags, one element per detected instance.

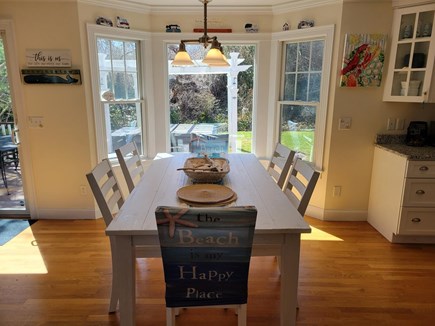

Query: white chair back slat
<box><xmin>267</xmin><ymin>143</ymin><xmax>296</xmax><ymax>189</ymax></box>
<box><xmin>116</xmin><ymin>142</ymin><xmax>144</xmax><ymax>193</ymax></box>
<box><xmin>284</xmin><ymin>158</ymin><xmax>320</xmax><ymax>216</ymax></box>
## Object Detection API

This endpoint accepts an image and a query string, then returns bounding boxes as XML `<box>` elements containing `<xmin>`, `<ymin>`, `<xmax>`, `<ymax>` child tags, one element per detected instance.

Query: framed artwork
<box><xmin>340</xmin><ymin>33</ymin><xmax>387</xmax><ymax>87</ymax></box>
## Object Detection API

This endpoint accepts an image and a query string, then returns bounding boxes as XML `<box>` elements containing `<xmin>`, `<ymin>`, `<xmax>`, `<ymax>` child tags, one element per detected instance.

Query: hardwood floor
<box><xmin>1</xmin><ymin>216</ymin><xmax>434</xmax><ymax>325</ymax></box>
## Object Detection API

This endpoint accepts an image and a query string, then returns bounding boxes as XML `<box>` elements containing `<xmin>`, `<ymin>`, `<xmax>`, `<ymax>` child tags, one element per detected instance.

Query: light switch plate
<box><xmin>29</xmin><ymin>116</ymin><xmax>44</xmax><ymax>128</ymax></box>
<box><xmin>339</xmin><ymin>117</ymin><xmax>352</xmax><ymax>130</ymax></box>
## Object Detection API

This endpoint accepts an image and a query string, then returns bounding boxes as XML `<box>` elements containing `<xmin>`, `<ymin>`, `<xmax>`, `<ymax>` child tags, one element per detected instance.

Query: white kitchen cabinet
<box><xmin>368</xmin><ymin>147</ymin><xmax>435</xmax><ymax>243</ymax></box>
<box><xmin>383</xmin><ymin>3</ymin><xmax>435</xmax><ymax>102</ymax></box>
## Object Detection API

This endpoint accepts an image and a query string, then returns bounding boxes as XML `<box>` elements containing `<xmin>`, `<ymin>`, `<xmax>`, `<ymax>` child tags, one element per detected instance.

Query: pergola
<box><xmin>168</xmin><ymin>53</ymin><xmax>252</xmax><ymax>152</ymax></box>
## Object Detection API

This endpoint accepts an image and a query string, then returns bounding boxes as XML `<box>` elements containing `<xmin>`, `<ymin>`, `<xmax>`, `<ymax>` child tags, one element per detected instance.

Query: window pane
<box><xmin>124</xmin><ymin>42</ymin><xmax>137</xmax><ymax>61</ymax></box>
<box><xmin>308</xmin><ymin>73</ymin><xmax>321</xmax><ymax>102</ymax></box>
<box><xmin>296</xmin><ymin>73</ymin><xmax>308</xmax><ymax>101</ymax></box>
<box><xmin>280</xmin><ymin>104</ymin><xmax>316</xmax><ymax>161</ymax></box>
<box><xmin>297</xmin><ymin>42</ymin><xmax>311</xmax><ymax>72</ymax></box>
<box><xmin>284</xmin><ymin>74</ymin><xmax>295</xmax><ymax>101</ymax></box>
<box><xmin>285</xmin><ymin>43</ymin><xmax>297</xmax><ymax>72</ymax></box>
<box><xmin>97</xmin><ymin>38</ymin><xmax>111</xmax><ymax>68</ymax></box>
<box><xmin>112</xmin><ymin>72</ymin><xmax>127</xmax><ymax>99</ymax></box>
<box><xmin>311</xmin><ymin>41</ymin><xmax>324</xmax><ymax>71</ymax></box>
<box><xmin>111</xmin><ymin>40</ymin><xmax>124</xmax><ymax>60</ymax></box>
<box><xmin>106</xmin><ymin>103</ymin><xmax>142</xmax><ymax>156</ymax></box>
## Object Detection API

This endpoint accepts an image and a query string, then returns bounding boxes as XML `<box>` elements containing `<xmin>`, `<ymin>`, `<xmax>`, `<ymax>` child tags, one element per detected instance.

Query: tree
<box><xmin>169</xmin><ymin>74</ymin><xmax>226</xmax><ymax>124</ymax></box>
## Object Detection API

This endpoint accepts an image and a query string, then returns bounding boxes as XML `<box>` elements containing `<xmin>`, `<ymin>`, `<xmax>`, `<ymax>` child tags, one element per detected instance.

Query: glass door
<box><xmin>0</xmin><ymin>31</ymin><xmax>28</xmax><ymax>215</ymax></box>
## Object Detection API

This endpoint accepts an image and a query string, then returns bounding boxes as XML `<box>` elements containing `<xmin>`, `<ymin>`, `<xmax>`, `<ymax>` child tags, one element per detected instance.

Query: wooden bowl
<box><xmin>182</xmin><ymin>157</ymin><xmax>230</xmax><ymax>183</ymax></box>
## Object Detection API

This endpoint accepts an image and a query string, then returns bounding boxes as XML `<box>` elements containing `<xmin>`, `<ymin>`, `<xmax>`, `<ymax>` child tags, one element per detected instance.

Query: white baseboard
<box><xmin>306</xmin><ymin>205</ymin><xmax>367</xmax><ymax>221</ymax></box>
<box><xmin>34</xmin><ymin>208</ymin><xmax>97</xmax><ymax>219</ymax></box>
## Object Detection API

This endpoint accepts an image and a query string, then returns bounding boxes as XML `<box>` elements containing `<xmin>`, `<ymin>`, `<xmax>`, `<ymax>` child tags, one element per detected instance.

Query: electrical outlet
<box><xmin>387</xmin><ymin>118</ymin><xmax>396</xmax><ymax>130</ymax></box>
<box><xmin>333</xmin><ymin>186</ymin><xmax>341</xmax><ymax>197</ymax></box>
<box><xmin>79</xmin><ymin>185</ymin><xmax>87</xmax><ymax>195</ymax></box>
<box><xmin>396</xmin><ymin>118</ymin><xmax>405</xmax><ymax>130</ymax></box>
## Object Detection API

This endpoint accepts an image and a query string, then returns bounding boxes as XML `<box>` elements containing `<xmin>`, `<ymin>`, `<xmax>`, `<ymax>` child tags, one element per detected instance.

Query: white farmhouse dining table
<box><xmin>105</xmin><ymin>153</ymin><xmax>311</xmax><ymax>326</ymax></box>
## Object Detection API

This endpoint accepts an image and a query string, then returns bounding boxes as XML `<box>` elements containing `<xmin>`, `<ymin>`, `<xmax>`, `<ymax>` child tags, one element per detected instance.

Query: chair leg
<box><xmin>0</xmin><ymin>165</ymin><xmax>9</xmax><ymax>195</ymax></box>
<box><xmin>166</xmin><ymin>307</ymin><xmax>176</xmax><ymax>326</ymax></box>
<box><xmin>108</xmin><ymin>240</ymin><xmax>119</xmax><ymax>313</ymax></box>
<box><xmin>237</xmin><ymin>304</ymin><xmax>247</xmax><ymax>326</ymax></box>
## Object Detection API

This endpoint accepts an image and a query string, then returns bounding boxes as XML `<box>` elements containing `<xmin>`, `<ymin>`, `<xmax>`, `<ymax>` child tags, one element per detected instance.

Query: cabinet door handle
<box><xmin>411</xmin><ymin>218</ymin><xmax>421</xmax><ymax>223</ymax></box>
<box><xmin>416</xmin><ymin>189</ymin><xmax>425</xmax><ymax>195</ymax></box>
<box><xmin>419</xmin><ymin>166</ymin><xmax>429</xmax><ymax>171</ymax></box>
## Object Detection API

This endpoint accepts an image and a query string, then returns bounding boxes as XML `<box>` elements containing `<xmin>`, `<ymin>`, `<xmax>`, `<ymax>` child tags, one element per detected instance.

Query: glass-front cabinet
<box><xmin>383</xmin><ymin>4</ymin><xmax>435</xmax><ymax>102</ymax></box>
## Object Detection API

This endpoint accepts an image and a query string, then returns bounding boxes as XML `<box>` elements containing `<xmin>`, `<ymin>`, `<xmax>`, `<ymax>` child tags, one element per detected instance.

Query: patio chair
<box><xmin>267</xmin><ymin>143</ymin><xmax>296</xmax><ymax>190</ymax></box>
<box><xmin>0</xmin><ymin>128</ymin><xmax>20</xmax><ymax>195</ymax></box>
<box><xmin>283</xmin><ymin>158</ymin><xmax>320</xmax><ymax>216</ymax></box>
<box><xmin>155</xmin><ymin>206</ymin><xmax>257</xmax><ymax>326</ymax></box>
<box><xmin>115</xmin><ymin>142</ymin><xmax>144</xmax><ymax>193</ymax></box>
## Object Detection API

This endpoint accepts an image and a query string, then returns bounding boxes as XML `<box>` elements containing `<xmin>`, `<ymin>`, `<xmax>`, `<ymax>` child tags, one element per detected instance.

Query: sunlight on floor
<box><xmin>302</xmin><ymin>226</ymin><xmax>343</xmax><ymax>241</ymax></box>
<box><xmin>0</xmin><ymin>227</ymin><xmax>47</xmax><ymax>274</ymax></box>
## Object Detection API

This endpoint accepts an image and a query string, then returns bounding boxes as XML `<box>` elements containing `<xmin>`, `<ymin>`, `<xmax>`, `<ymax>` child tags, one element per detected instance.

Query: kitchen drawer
<box><xmin>398</xmin><ymin>208</ymin><xmax>435</xmax><ymax>235</ymax></box>
<box><xmin>403</xmin><ymin>179</ymin><xmax>435</xmax><ymax>207</ymax></box>
<box><xmin>407</xmin><ymin>161</ymin><xmax>435</xmax><ymax>178</ymax></box>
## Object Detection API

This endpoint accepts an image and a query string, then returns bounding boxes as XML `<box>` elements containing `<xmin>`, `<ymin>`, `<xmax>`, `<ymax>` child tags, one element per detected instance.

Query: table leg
<box><xmin>116</xmin><ymin>236</ymin><xmax>136</xmax><ymax>326</ymax></box>
<box><xmin>280</xmin><ymin>234</ymin><xmax>301</xmax><ymax>326</ymax></box>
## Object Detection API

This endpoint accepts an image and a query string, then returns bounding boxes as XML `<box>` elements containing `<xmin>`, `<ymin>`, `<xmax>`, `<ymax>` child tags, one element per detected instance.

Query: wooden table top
<box><xmin>106</xmin><ymin>153</ymin><xmax>310</xmax><ymax>236</ymax></box>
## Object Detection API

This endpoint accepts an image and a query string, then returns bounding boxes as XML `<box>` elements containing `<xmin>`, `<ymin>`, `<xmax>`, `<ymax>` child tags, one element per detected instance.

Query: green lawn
<box><xmin>237</xmin><ymin>130</ymin><xmax>314</xmax><ymax>157</ymax></box>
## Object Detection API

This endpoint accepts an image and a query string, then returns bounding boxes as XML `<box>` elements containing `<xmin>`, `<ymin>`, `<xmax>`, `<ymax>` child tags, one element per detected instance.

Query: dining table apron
<box><xmin>105</xmin><ymin>153</ymin><xmax>311</xmax><ymax>326</ymax></box>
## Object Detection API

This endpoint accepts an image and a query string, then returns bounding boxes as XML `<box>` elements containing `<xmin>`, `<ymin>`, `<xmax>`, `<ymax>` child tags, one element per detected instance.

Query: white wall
<box><xmin>322</xmin><ymin>1</ymin><xmax>435</xmax><ymax>221</ymax></box>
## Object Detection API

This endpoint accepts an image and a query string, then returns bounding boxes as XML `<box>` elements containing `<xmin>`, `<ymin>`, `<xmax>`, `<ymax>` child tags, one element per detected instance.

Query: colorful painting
<box><xmin>340</xmin><ymin>34</ymin><xmax>387</xmax><ymax>87</ymax></box>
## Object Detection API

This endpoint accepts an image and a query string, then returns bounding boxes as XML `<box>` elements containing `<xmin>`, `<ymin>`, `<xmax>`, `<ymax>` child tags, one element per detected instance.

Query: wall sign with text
<box><xmin>155</xmin><ymin>206</ymin><xmax>257</xmax><ymax>308</ymax></box>
<box><xmin>26</xmin><ymin>49</ymin><xmax>71</xmax><ymax>67</ymax></box>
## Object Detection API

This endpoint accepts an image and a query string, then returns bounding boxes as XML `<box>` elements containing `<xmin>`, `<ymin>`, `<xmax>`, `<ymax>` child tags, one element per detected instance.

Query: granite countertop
<box><xmin>375</xmin><ymin>134</ymin><xmax>435</xmax><ymax>160</ymax></box>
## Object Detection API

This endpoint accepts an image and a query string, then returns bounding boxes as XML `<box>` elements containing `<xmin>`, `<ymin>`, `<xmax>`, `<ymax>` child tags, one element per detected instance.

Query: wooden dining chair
<box><xmin>283</xmin><ymin>158</ymin><xmax>320</xmax><ymax>216</ymax></box>
<box><xmin>267</xmin><ymin>143</ymin><xmax>296</xmax><ymax>189</ymax></box>
<box><xmin>115</xmin><ymin>142</ymin><xmax>144</xmax><ymax>193</ymax></box>
<box><xmin>155</xmin><ymin>206</ymin><xmax>257</xmax><ymax>326</ymax></box>
<box><xmin>86</xmin><ymin>158</ymin><xmax>124</xmax><ymax>312</ymax></box>
<box><xmin>86</xmin><ymin>158</ymin><xmax>158</xmax><ymax>313</ymax></box>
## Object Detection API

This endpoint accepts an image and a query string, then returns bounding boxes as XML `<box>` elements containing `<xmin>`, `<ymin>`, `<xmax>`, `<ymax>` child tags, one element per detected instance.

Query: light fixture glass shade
<box><xmin>202</xmin><ymin>48</ymin><xmax>229</xmax><ymax>66</ymax></box>
<box><xmin>172</xmin><ymin>46</ymin><xmax>194</xmax><ymax>66</ymax></box>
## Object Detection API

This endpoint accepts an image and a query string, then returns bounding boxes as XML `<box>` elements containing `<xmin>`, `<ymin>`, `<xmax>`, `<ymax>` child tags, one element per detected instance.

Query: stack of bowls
<box><xmin>401</xmin><ymin>80</ymin><xmax>421</xmax><ymax>96</ymax></box>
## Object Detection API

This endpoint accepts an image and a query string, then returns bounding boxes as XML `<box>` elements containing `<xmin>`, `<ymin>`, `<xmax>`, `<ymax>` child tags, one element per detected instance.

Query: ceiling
<box><xmin>85</xmin><ymin>0</ymin><xmax>340</xmax><ymax>13</ymax></box>
<box><xmin>132</xmin><ymin>0</ymin><xmax>292</xmax><ymax>5</ymax></box>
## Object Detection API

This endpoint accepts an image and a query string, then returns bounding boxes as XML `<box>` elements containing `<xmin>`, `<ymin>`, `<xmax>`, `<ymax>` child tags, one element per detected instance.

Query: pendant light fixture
<box><xmin>172</xmin><ymin>0</ymin><xmax>229</xmax><ymax>67</ymax></box>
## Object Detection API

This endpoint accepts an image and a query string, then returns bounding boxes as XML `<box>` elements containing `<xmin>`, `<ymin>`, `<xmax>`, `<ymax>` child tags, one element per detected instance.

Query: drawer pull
<box><xmin>419</xmin><ymin>166</ymin><xmax>429</xmax><ymax>171</ymax></box>
<box><xmin>416</xmin><ymin>189</ymin><xmax>425</xmax><ymax>195</ymax></box>
<box><xmin>411</xmin><ymin>218</ymin><xmax>421</xmax><ymax>223</ymax></box>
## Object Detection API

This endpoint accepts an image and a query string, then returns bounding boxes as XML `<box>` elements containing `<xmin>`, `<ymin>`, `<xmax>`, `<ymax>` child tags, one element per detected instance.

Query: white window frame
<box><xmin>87</xmin><ymin>24</ymin><xmax>153</xmax><ymax>162</ymax></box>
<box><xmin>272</xmin><ymin>25</ymin><xmax>334</xmax><ymax>170</ymax></box>
<box><xmin>165</xmin><ymin>42</ymin><xmax>257</xmax><ymax>154</ymax></box>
